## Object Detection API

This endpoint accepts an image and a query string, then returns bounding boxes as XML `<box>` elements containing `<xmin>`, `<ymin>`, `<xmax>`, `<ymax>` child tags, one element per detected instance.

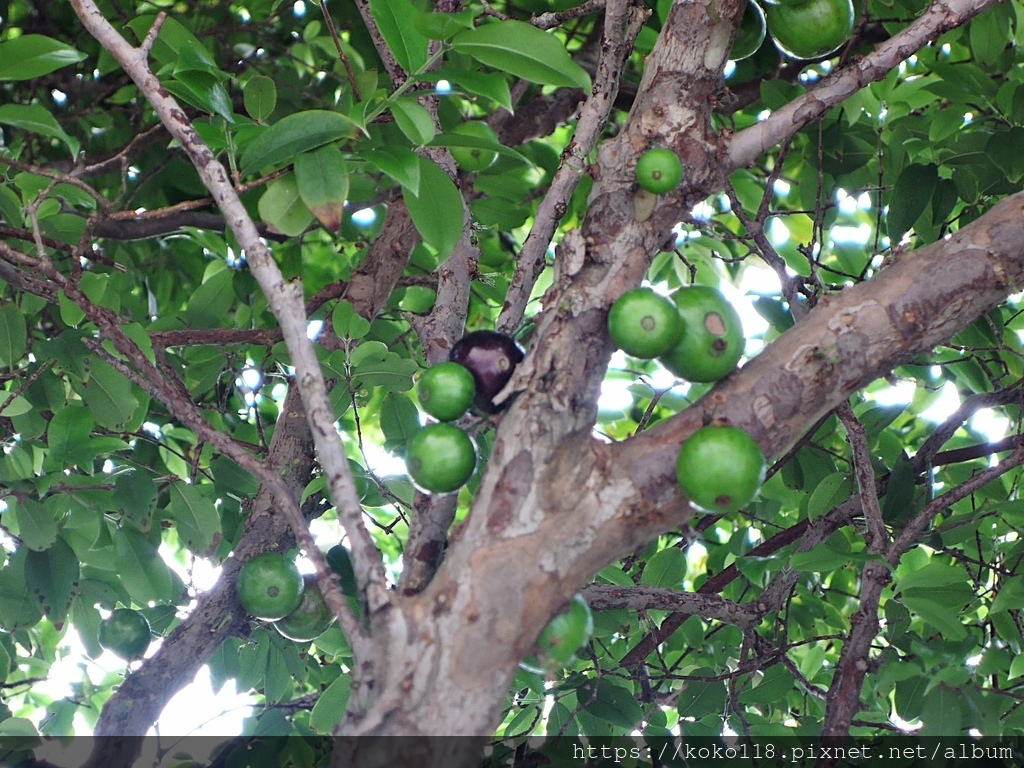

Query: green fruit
<box><xmin>448</xmin><ymin>121</ymin><xmax>499</xmax><ymax>172</ymax></box>
<box><xmin>608</xmin><ymin>288</ymin><xmax>683</xmax><ymax>359</ymax></box>
<box><xmin>536</xmin><ymin>595</ymin><xmax>593</xmax><ymax>669</ymax></box>
<box><xmin>731</xmin><ymin>0</ymin><xmax>767</xmax><ymax>61</ymax></box>
<box><xmin>676</xmin><ymin>425</ymin><xmax>766</xmax><ymax>514</ymax></box>
<box><xmin>274</xmin><ymin>575</ymin><xmax>337</xmax><ymax>642</ymax></box>
<box><xmin>635</xmin><ymin>148</ymin><xmax>683</xmax><ymax>194</ymax></box>
<box><xmin>765</xmin><ymin>0</ymin><xmax>854</xmax><ymax>60</ymax></box>
<box><xmin>660</xmin><ymin>286</ymin><xmax>744</xmax><ymax>382</ymax></box>
<box><xmin>236</xmin><ymin>552</ymin><xmax>304</xmax><ymax>621</ymax></box>
<box><xmin>98</xmin><ymin>608</ymin><xmax>151</xmax><ymax>661</ymax></box>
<box><xmin>416</xmin><ymin>362</ymin><xmax>476</xmax><ymax>421</ymax></box>
<box><xmin>405</xmin><ymin>422</ymin><xmax>477</xmax><ymax>494</ymax></box>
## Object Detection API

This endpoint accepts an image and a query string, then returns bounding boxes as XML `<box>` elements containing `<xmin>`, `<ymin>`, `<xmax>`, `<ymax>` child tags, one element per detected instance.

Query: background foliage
<box><xmin>3</xmin><ymin>0</ymin><xmax>1024</xmax><ymax>761</ymax></box>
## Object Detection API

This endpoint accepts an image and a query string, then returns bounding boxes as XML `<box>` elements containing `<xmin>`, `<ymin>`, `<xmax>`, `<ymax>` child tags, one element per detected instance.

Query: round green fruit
<box><xmin>660</xmin><ymin>286</ymin><xmax>744</xmax><ymax>382</ymax></box>
<box><xmin>676</xmin><ymin>425</ymin><xmax>766</xmax><ymax>514</ymax></box>
<box><xmin>448</xmin><ymin>121</ymin><xmax>499</xmax><ymax>172</ymax></box>
<box><xmin>275</xmin><ymin>575</ymin><xmax>337</xmax><ymax>642</ymax></box>
<box><xmin>765</xmin><ymin>0</ymin><xmax>854</xmax><ymax>60</ymax></box>
<box><xmin>635</xmin><ymin>148</ymin><xmax>683</xmax><ymax>195</ymax></box>
<box><xmin>405</xmin><ymin>422</ymin><xmax>477</xmax><ymax>494</ymax></box>
<box><xmin>608</xmin><ymin>288</ymin><xmax>683</xmax><ymax>359</ymax></box>
<box><xmin>99</xmin><ymin>608</ymin><xmax>151</xmax><ymax>661</ymax></box>
<box><xmin>731</xmin><ymin>0</ymin><xmax>767</xmax><ymax>61</ymax></box>
<box><xmin>416</xmin><ymin>362</ymin><xmax>476</xmax><ymax>422</ymax></box>
<box><xmin>236</xmin><ymin>552</ymin><xmax>304</xmax><ymax>621</ymax></box>
<box><xmin>536</xmin><ymin>595</ymin><xmax>594</xmax><ymax>669</ymax></box>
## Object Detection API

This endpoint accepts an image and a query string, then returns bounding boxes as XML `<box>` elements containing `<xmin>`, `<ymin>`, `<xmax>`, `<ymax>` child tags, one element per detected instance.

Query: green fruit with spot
<box><xmin>765</xmin><ymin>0</ymin><xmax>854</xmax><ymax>60</ymax></box>
<box><xmin>405</xmin><ymin>422</ymin><xmax>477</xmax><ymax>494</ymax></box>
<box><xmin>416</xmin><ymin>362</ymin><xmax>476</xmax><ymax>421</ymax></box>
<box><xmin>635</xmin><ymin>148</ymin><xmax>683</xmax><ymax>194</ymax></box>
<box><xmin>731</xmin><ymin>0</ymin><xmax>767</xmax><ymax>61</ymax></box>
<box><xmin>99</xmin><ymin>608</ymin><xmax>151</xmax><ymax>661</ymax></box>
<box><xmin>608</xmin><ymin>288</ymin><xmax>683</xmax><ymax>359</ymax></box>
<box><xmin>535</xmin><ymin>595</ymin><xmax>593</xmax><ymax>670</ymax></box>
<box><xmin>676</xmin><ymin>424</ymin><xmax>766</xmax><ymax>514</ymax></box>
<box><xmin>274</xmin><ymin>575</ymin><xmax>337</xmax><ymax>642</ymax></box>
<box><xmin>660</xmin><ymin>286</ymin><xmax>744</xmax><ymax>382</ymax></box>
<box><xmin>236</xmin><ymin>552</ymin><xmax>304</xmax><ymax>621</ymax></box>
<box><xmin>448</xmin><ymin>121</ymin><xmax>499</xmax><ymax>172</ymax></box>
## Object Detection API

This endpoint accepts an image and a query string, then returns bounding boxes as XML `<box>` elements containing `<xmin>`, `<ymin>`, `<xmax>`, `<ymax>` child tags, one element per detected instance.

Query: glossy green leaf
<box><xmin>25</xmin><ymin>537</ymin><xmax>80</xmax><ymax>627</ymax></box>
<box><xmin>0</xmin><ymin>104</ymin><xmax>79</xmax><ymax>157</ymax></box>
<box><xmin>0</xmin><ymin>35</ymin><xmax>86</xmax><ymax>81</ymax></box>
<box><xmin>168</xmin><ymin>482</ymin><xmax>222</xmax><ymax>556</ymax></box>
<box><xmin>115</xmin><ymin>471</ymin><xmax>158</xmax><ymax>533</ymax></box>
<box><xmin>886</xmin><ymin>163</ymin><xmax>937</xmax><ymax>243</ymax></box>
<box><xmin>294</xmin><ymin>145</ymin><xmax>349</xmax><ymax>232</ymax></box>
<box><xmin>258</xmin><ymin>174</ymin><xmax>314</xmax><ymax>237</ymax></box>
<box><xmin>310</xmin><ymin>674</ymin><xmax>351</xmax><ymax>733</ymax></box>
<box><xmin>369</xmin><ymin>0</ymin><xmax>429</xmax><ymax>72</ymax></box>
<box><xmin>402</xmin><ymin>157</ymin><xmax>463</xmax><ymax>262</ymax></box>
<box><xmin>363</xmin><ymin>145</ymin><xmax>421</xmax><ymax>193</ymax></box>
<box><xmin>244</xmin><ymin>75</ymin><xmax>277</xmax><ymax>122</ymax></box>
<box><xmin>452</xmin><ymin>21</ymin><xmax>592</xmax><ymax>91</ymax></box>
<box><xmin>332</xmin><ymin>300</ymin><xmax>372</xmax><ymax>340</ymax></box>
<box><xmin>0</xmin><ymin>302</ymin><xmax>27</xmax><ymax>368</ymax></box>
<box><xmin>165</xmin><ymin>71</ymin><xmax>234</xmax><ymax>122</ymax></box>
<box><xmin>988</xmin><ymin>128</ymin><xmax>1024</xmax><ymax>183</ymax></box>
<box><xmin>240</xmin><ymin>110</ymin><xmax>358</xmax><ymax>174</ymax></box>
<box><xmin>882</xmin><ymin>451</ymin><xmax>917</xmax><ymax>526</ymax></box>
<box><xmin>640</xmin><ymin>548</ymin><xmax>686</xmax><ymax>588</ymax></box>
<box><xmin>185</xmin><ymin>262</ymin><xmax>236</xmax><ymax>328</ymax></box>
<box><xmin>9</xmin><ymin>499</ymin><xmax>58</xmax><ymax>552</ymax></box>
<box><xmin>379</xmin><ymin>392</ymin><xmax>421</xmax><ymax>455</ymax></box>
<box><xmin>79</xmin><ymin>359</ymin><xmax>139</xmax><ymax>430</ymax></box>
<box><xmin>390</xmin><ymin>97</ymin><xmax>435</xmax><ymax>146</ymax></box>
<box><xmin>114</xmin><ymin>528</ymin><xmax>174</xmax><ymax>605</ymax></box>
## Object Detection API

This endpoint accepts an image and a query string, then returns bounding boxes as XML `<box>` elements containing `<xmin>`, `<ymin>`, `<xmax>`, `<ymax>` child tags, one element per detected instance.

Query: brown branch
<box><xmin>582</xmin><ymin>583</ymin><xmax>764</xmax><ymax>627</ymax></box>
<box><xmin>727</xmin><ymin>0</ymin><xmax>1002</xmax><ymax>170</ymax></box>
<box><xmin>497</xmin><ymin>0</ymin><xmax>647</xmax><ymax>332</ymax></box>
<box><xmin>838</xmin><ymin>402</ymin><xmax>888</xmax><ymax>552</ymax></box>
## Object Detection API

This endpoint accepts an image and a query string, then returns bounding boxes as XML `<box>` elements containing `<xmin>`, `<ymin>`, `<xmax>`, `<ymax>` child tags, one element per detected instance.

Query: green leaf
<box><xmin>114</xmin><ymin>528</ymin><xmax>174</xmax><ymax>604</ymax></box>
<box><xmin>332</xmin><ymin>300</ymin><xmax>371</xmax><ymax>340</ymax></box>
<box><xmin>414</xmin><ymin>9</ymin><xmax>475</xmax><ymax>40</ymax></box>
<box><xmin>390</xmin><ymin>97</ymin><xmax>436</xmax><ymax>146</ymax></box>
<box><xmin>423</xmin><ymin>69</ymin><xmax>513</xmax><ymax>112</ymax></box>
<box><xmin>452</xmin><ymin>21</ymin><xmax>591</xmax><ymax>91</ymax></box>
<box><xmin>887</xmin><ymin>163</ymin><xmax>937</xmax><ymax>243</ymax></box>
<box><xmin>988</xmin><ymin>128</ymin><xmax>1024</xmax><ymax>184</ymax></box>
<box><xmin>126</xmin><ymin>15</ymin><xmax>216</xmax><ymax>71</ymax></box>
<box><xmin>806</xmin><ymin>472</ymin><xmax>850</xmax><ymax>519</ymax></box>
<box><xmin>364</xmin><ymin>145</ymin><xmax>421</xmax><ymax>194</ymax></box>
<box><xmin>584</xmin><ymin>679</ymin><xmax>644</xmax><ymax>729</ymax></box>
<box><xmin>349</xmin><ymin>343</ymin><xmax>418</xmax><ymax>392</ymax></box>
<box><xmin>640</xmin><ymin>548</ymin><xmax>686</xmax><ymax>588</ymax></box>
<box><xmin>678</xmin><ymin>671</ymin><xmax>727</xmax><ymax>718</ymax></box>
<box><xmin>379</xmin><ymin>392</ymin><xmax>421</xmax><ymax>455</ymax></box>
<box><xmin>46</xmin><ymin>406</ymin><xmax>94</xmax><ymax>464</ymax></box>
<box><xmin>369</xmin><ymin>0</ymin><xmax>429</xmax><ymax>72</ymax></box>
<box><xmin>240</xmin><ymin>110</ymin><xmax>358</xmax><ymax>174</ymax></box>
<box><xmin>25</xmin><ymin>537</ymin><xmax>80</xmax><ymax>628</ymax></box>
<box><xmin>900</xmin><ymin>594</ymin><xmax>967</xmax><ymax>640</ymax></box>
<box><xmin>0</xmin><ymin>104</ymin><xmax>79</xmax><ymax>157</ymax></box>
<box><xmin>79</xmin><ymin>358</ymin><xmax>139</xmax><ymax>430</ymax></box>
<box><xmin>882</xmin><ymin>451</ymin><xmax>916</xmax><ymax>526</ymax></box>
<box><xmin>165</xmin><ymin>71</ymin><xmax>234</xmax><ymax>122</ymax></box>
<box><xmin>920</xmin><ymin>685</ymin><xmax>962</xmax><ymax>736</ymax></box>
<box><xmin>991</xmin><ymin>579</ymin><xmax>1024</xmax><ymax>615</ymax></box>
<box><xmin>9</xmin><ymin>499</ymin><xmax>58</xmax><ymax>552</ymax></box>
<box><xmin>402</xmin><ymin>157</ymin><xmax>464</xmax><ymax>262</ymax></box>
<box><xmin>114</xmin><ymin>471</ymin><xmax>158</xmax><ymax>533</ymax></box>
<box><xmin>739</xmin><ymin>664</ymin><xmax>795</xmax><ymax>704</ymax></box>
<box><xmin>258</xmin><ymin>174</ymin><xmax>314</xmax><ymax>237</ymax></box>
<box><xmin>294</xmin><ymin>145</ymin><xmax>349</xmax><ymax>232</ymax></box>
<box><xmin>0</xmin><ymin>35</ymin><xmax>86</xmax><ymax>81</ymax></box>
<box><xmin>244</xmin><ymin>75</ymin><xmax>278</xmax><ymax>122</ymax></box>
<box><xmin>167</xmin><ymin>483</ymin><xmax>222</xmax><ymax>556</ymax></box>
<box><xmin>310</xmin><ymin>674</ymin><xmax>351</xmax><ymax>733</ymax></box>
<box><xmin>1009</xmin><ymin>653</ymin><xmax>1024</xmax><ymax>680</ymax></box>
<box><xmin>185</xmin><ymin>262</ymin><xmax>236</xmax><ymax>328</ymax></box>
<box><xmin>0</xmin><ymin>302</ymin><xmax>27</xmax><ymax>368</ymax></box>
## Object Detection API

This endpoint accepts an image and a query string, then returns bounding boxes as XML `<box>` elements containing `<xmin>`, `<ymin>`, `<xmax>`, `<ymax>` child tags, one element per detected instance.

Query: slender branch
<box><xmin>532</xmin><ymin>0</ymin><xmax>607</xmax><ymax>29</ymax></box>
<box><xmin>727</xmin><ymin>0</ymin><xmax>1002</xmax><ymax>170</ymax></box>
<box><xmin>498</xmin><ymin>0</ymin><xmax>647</xmax><ymax>332</ymax></box>
<box><xmin>837</xmin><ymin>402</ymin><xmax>888</xmax><ymax>552</ymax></box>
<box><xmin>582</xmin><ymin>583</ymin><xmax>764</xmax><ymax>627</ymax></box>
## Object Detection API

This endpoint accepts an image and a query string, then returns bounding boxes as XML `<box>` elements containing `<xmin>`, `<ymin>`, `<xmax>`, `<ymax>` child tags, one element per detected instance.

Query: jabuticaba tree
<box><xmin>2</xmin><ymin>0</ymin><xmax>1024</xmax><ymax>766</ymax></box>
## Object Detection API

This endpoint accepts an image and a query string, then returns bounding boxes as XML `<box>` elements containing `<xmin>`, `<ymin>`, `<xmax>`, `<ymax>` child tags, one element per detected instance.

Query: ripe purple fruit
<box><xmin>449</xmin><ymin>330</ymin><xmax>525</xmax><ymax>413</ymax></box>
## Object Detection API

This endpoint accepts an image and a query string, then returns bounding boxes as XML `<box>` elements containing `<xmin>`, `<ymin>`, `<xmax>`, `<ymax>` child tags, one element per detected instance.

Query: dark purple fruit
<box><xmin>449</xmin><ymin>330</ymin><xmax>525</xmax><ymax>413</ymax></box>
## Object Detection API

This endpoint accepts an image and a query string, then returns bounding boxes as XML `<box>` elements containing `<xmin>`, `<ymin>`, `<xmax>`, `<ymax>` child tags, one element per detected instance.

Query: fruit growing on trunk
<box><xmin>608</xmin><ymin>287</ymin><xmax>683</xmax><ymax>359</ymax></box>
<box><xmin>676</xmin><ymin>424</ymin><xmax>766</xmax><ymax>513</ymax></box>
<box><xmin>635</xmin><ymin>147</ymin><xmax>684</xmax><ymax>194</ymax></box>
<box><xmin>449</xmin><ymin>330</ymin><xmax>525</xmax><ymax>413</ymax></box>
<box><xmin>236</xmin><ymin>552</ymin><xmax>304</xmax><ymax>621</ymax></box>
<box><xmin>660</xmin><ymin>286</ymin><xmax>744</xmax><ymax>382</ymax></box>
<box><xmin>764</xmin><ymin>0</ymin><xmax>854</xmax><ymax>60</ymax></box>
<box><xmin>405</xmin><ymin>422</ymin><xmax>477</xmax><ymax>494</ymax></box>
<box><xmin>416</xmin><ymin>361</ymin><xmax>476</xmax><ymax>422</ymax></box>
<box><xmin>274</xmin><ymin>574</ymin><xmax>337</xmax><ymax>642</ymax></box>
